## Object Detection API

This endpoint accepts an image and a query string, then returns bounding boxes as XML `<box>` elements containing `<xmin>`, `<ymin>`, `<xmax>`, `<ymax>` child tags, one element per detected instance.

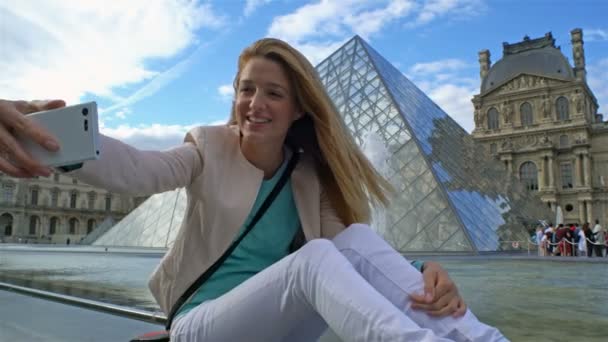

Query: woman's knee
<box><xmin>333</xmin><ymin>223</ymin><xmax>381</xmax><ymax>248</ymax></box>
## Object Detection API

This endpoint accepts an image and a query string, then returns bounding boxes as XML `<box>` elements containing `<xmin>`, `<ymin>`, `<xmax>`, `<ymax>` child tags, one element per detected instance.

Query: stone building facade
<box><xmin>0</xmin><ymin>171</ymin><xmax>139</xmax><ymax>244</ymax></box>
<box><xmin>472</xmin><ymin>29</ymin><xmax>608</xmax><ymax>226</ymax></box>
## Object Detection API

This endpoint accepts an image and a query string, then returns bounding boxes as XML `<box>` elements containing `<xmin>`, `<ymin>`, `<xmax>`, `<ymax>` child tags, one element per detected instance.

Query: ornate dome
<box><xmin>482</xmin><ymin>43</ymin><xmax>575</xmax><ymax>93</ymax></box>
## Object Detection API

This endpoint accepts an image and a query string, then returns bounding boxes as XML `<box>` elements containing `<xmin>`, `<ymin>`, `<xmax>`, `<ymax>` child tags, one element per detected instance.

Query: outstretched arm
<box><xmin>68</xmin><ymin>133</ymin><xmax>203</xmax><ymax>196</ymax></box>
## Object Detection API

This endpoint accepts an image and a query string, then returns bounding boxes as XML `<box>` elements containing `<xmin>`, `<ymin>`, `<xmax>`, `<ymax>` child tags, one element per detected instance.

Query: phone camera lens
<box><xmin>82</xmin><ymin>108</ymin><xmax>89</xmax><ymax>116</ymax></box>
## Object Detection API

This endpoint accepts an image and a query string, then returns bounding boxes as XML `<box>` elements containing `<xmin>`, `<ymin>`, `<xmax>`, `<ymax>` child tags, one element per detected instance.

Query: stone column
<box><xmin>539</xmin><ymin>157</ymin><xmax>546</xmax><ymax>190</ymax></box>
<box><xmin>579</xmin><ymin>201</ymin><xmax>586</xmax><ymax>224</ymax></box>
<box><xmin>587</xmin><ymin>201</ymin><xmax>594</xmax><ymax>224</ymax></box>
<box><xmin>548</xmin><ymin>156</ymin><xmax>555</xmax><ymax>188</ymax></box>
<box><xmin>575</xmin><ymin>154</ymin><xmax>582</xmax><ymax>187</ymax></box>
<box><xmin>583</xmin><ymin>153</ymin><xmax>591</xmax><ymax>187</ymax></box>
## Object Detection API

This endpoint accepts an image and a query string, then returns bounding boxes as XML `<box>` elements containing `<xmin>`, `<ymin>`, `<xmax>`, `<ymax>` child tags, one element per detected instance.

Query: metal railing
<box><xmin>0</xmin><ymin>281</ymin><xmax>167</xmax><ymax>325</ymax></box>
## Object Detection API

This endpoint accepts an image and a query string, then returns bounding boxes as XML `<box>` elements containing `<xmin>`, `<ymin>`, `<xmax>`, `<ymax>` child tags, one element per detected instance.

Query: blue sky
<box><xmin>3</xmin><ymin>0</ymin><xmax>607</xmax><ymax>150</ymax></box>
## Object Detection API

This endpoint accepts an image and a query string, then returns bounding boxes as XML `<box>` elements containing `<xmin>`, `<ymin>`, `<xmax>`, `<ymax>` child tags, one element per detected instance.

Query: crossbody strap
<box><xmin>165</xmin><ymin>148</ymin><xmax>302</xmax><ymax>330</ymax></box>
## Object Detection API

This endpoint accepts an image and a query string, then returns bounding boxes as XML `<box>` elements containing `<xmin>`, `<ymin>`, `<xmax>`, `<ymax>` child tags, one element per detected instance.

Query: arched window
<box><xmin>1</xmin><ymin>213</ymin><xmax>13</xmax><ymax>236</ymax></box>
<box><xmin>87</xmin><ymin>219</ymin><xmax>96</xmax><ymax>234</ymax></box>
<box><xmin>49</xmin><ymin>217</ymin><xmax>59</xmax><ymax>235</ymax></box>
<box><xmin>519</xmin><ymin>161</ymin><xmax>539</xmax><ymax>191</ymax></box>
<box><xmin>556</xmin><ymin>96</ymin><xmax>569</xmax><ymax>121</ymax></box>
<box><xmin>69</xmin><ymin>218</ymin><xmax>79</xmax><ymax>234</ymax></box>
<box><xmin>29</xmin><ymin>216</ymin><xmax>39</xmax><ymax>235</ymax></box>
<box><xmin>487</xmin><ymin>108</ymin><xmax>499</xmax><ymax>129</ymax></box>
<box><xmin>520</xmin><ymin>102</ymin><xmax>533</xmax><ymax>126</ymax></box>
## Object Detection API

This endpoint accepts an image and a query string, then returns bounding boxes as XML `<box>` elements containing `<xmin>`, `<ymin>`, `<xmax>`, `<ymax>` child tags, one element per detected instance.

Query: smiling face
<box><xmin>235</xmin><ymin>56</ymin><xmax>302</xmax><ymax>146</ymax></box>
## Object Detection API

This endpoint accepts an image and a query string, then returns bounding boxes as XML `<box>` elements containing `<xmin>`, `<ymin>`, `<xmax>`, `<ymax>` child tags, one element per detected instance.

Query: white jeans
<box><xmin>171</xmin><ymin>224</ymin><xmax>507</xmax><ymax>342</ymax></box>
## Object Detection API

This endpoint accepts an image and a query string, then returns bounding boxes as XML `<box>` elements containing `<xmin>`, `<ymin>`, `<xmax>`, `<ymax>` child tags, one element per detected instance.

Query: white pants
<box><xmin>171</xmin><ymin>224</ymin><xmax>507</xmax><ymax>342</ymax></box>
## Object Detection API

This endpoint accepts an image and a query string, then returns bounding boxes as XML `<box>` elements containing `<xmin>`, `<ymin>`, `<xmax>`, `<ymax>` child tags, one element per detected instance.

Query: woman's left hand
<box><xmin>409</xmin><ymin>261</ymin><xmax>467</xmax><ymax>317</ymax></box>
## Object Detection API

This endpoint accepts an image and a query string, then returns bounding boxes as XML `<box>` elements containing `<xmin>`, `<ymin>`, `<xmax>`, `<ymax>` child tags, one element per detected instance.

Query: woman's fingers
<box><xmin>6</xmin><ymin>100</ymin><xmax>61</xmax><ymax>151</ymax></box>
<box><xmin>411</xmin><ymin>288</ymin><xmax>454</xmax><ymax>311</ymax></box>
<box><xmin>426</xmin><ymin>296</ymin><xmax>460</xmax><ymax>317</ymax></box>
<box><xmin>0</xmin><ymin>116</ymin><xmax>52</xmax><ymax>176</ymax></box>
<box><xmin>452</xmin><ymin>298</ymin><xmax>467</xmax><ymax>317</ymax></box>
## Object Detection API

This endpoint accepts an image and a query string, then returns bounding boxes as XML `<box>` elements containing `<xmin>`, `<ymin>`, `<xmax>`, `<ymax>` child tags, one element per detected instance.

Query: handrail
<box><xmin>0</xmin><ymin>281</ymin><xmax>167</xmax><ymax>325</ymax></box>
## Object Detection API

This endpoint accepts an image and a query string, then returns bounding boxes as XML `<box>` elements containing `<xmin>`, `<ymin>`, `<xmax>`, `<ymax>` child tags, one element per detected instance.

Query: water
<box><xmin>1</xmin><ymin>247</ymin><xmax>607</xmax><ymax>341</ymax></box>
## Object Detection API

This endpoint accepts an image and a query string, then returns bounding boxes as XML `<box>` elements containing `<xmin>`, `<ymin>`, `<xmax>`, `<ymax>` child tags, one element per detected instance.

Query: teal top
<box><xmin>175</xmin><ymin>159</ymin><xmax>300</xmax><ymax>318</ymax></box>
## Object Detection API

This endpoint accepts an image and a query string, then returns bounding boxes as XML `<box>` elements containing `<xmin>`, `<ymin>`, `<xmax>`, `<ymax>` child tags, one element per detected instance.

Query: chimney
<box><xmin>478</xmin><ymin>49</ymin><xmax>491</xmax><ymax>81</ymax></box>
<box><xmin>571</xmin><ymin>28</ymin><xmax>586</xmax><ymax>81</ymax></box>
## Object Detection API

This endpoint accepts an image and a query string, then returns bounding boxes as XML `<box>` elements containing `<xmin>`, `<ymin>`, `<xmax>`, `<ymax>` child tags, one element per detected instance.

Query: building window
<box><xmin>489</xmin><ymin>143</ymin><xmax>497</xmax><ymax>155</ymax></box>
<box><xmin>561</xmin><ymin>163</ymin><xmax>574</xmax><ymax>189</ymax></box>
<box><xmin>69</xmin><ymin>218</ymin><xmax>78</xmax><ymax>234</ymax></box>
<box><xmin>1</xmin><ymin>213</ymin><xmax>13</xmax><ymax>236</ymax></box>
<box><xmin>556</xmin><ymin>96</ymin><xmax>569</xmax><ymax>121</ymax></box>
<box><xmin>487</xmin><ymin>108</ymin><xmax>499</xmax><ymax>129</ymax></box>
<box><xmin>87</xmin><ymin>219</ymin><xmax>96</xmax><ymax>234</ymax></box>
<box><xmin>520</xmin><ymin>102</ymin><xmax>533</xmax><ymax>126</ymax></box>
<box><xmin>105</xmin><ymin>195</ymin><xmax>112</xmax><ymax>211</ymax></box>
<box><xmin>30</xmin><ymin>188</ymin><xmax>39</xmax><ymax>206</ymax></box>
<box><xmin>88</xmin><ymin>192</ymin><xmax>96</xmax><ymax>210</ymax></box>
<box><xmin>49</xmin><ymin>217</ymin><xmax>59</xmax><ymax>235</ymax></box>
<box><xmin>51</xmin><ymin>189</ymin><xmax>59</xmax><ymax>207</ymax></box>
<box><xmin>2</xmin><ymin>183</ymin><xmax>14</xmax><ymax>202</ymax></box>
<box><xmin>72</xmin><ymin>178</ymin><xmax>78</xmax><ymax>184</ymax></box>
<box><xmin>519</xmin><ymin>161</ymin><xmax>538</xmax><ymax>191</ymax></box>
<box><xmin>29</xmin><ymin>216</ymin><xmax>39</xmax><ymax>235</ymax></box>
<box><xmin>70</xmin><ymin>192</ymin><xmax>78</xmax><ymax>209</ymax></box>
<box><xmin>54</xmin><ymin>173</ymin><xmax>60</xmax><ymax>182</ymax></box>
<box><xmin>559</xmin><ymin>135</ymin><xmax>569</xmax><ymax>148</ymax></box>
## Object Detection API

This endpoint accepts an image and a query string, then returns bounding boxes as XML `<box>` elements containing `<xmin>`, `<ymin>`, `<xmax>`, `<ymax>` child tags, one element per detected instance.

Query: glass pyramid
<box><xmin>93</xmin><ymin>36</ymin><xmax>551</xmax><ymax>252</ymax></box>
<box><xmin>316</xmin><ymin>36</ymin><xmax>552</xmax><ymax>252</ymax></box>
<box><xmin>93</xmin><ymin>188</ymin><xmax>186</xmax><ymax>248</ymax></box>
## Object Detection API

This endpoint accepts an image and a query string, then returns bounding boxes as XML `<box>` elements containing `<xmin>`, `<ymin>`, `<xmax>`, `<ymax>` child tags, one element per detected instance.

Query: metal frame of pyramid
<box><xmin>92</xmin><ymin>36</ymin><xmax>551</xmax><ymax>252</ymax></box>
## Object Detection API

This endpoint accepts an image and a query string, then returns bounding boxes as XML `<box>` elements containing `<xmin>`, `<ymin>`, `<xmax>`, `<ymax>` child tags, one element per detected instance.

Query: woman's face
<box><xmin>235</xmin><ymin>56</ymin><xmax>302</xmax><ymax>145</ymax></box>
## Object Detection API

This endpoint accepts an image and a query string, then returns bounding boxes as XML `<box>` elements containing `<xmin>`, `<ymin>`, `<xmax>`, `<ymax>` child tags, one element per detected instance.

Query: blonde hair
<box><xmin>228</xmin><ymin>38</ymin><xmax>392</xmax><ymax>225</ymax></box>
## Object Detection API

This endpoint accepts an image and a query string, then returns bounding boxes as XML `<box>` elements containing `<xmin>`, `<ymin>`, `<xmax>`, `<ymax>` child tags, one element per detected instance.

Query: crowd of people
<box><xmin>534</xmin><ymin>219</ymin><xmax>607</xmax><ymax>257</ymax></box>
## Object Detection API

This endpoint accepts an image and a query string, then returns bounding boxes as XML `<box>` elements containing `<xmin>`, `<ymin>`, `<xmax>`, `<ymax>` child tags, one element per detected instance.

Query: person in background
<box><xmin>583</xmin><ymin>223</ymin><xmax>594</xmax><ymax>258</ymax></box>
<box><xmin>577</xmin><ymin>226</ymin><xmax>587</xmax><ymax>257</ymax></box>
<box><xmin>592</xmin><ymin>219</ymin><xmax>605</xmax><ymax>257</ymax></box>
<box><xmin>536</xmin><ymin>226</ymin><xmax>545</xmax><ymax>256</ymax></box>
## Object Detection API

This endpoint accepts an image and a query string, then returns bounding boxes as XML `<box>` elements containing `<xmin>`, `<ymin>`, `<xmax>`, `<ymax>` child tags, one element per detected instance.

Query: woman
<box><xmin>0</xmin><ymin>38</ymin><xmax>505</xmax><ymax>341</ymax></box>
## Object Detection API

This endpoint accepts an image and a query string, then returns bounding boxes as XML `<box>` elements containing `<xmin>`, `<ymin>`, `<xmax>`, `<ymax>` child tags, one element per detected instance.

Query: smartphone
<box><xmin>16</xmin><ymin>101</ymin><xmax>100</xmax><ymax>167</ymax></box>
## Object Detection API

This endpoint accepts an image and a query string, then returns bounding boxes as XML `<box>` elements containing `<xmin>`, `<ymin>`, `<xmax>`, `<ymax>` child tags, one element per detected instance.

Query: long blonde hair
<box><xmin>228</xmin><ymin>38</ymin><xmax>392</xmax><ymax>225</ymax></box>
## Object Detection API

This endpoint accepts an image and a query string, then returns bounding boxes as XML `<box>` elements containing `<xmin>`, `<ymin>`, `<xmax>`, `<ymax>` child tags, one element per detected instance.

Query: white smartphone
<box><xmin>16</xmin><ymin>101</ymin><xmax>100</xmax><ymax>167</ymax></box>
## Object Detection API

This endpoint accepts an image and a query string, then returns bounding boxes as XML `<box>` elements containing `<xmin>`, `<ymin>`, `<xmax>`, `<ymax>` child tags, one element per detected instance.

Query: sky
<box><xmin>2</xmin><ymin>0</ymin><xmax>607</xmax><ymax>151</ymax></box>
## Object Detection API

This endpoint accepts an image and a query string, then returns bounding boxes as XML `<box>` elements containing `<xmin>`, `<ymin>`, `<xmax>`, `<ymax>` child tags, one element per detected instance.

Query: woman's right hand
<box><xmin>0</xmin><ymin>99</ymin><xmax>64</xmax><ymax>178</ymax></box>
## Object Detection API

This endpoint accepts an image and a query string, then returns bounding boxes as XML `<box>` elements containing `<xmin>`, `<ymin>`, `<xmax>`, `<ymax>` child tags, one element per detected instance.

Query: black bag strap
<box><xmin>165</xmin><ymin>148</ymin><xmax>302</xmax><ymax>330</ymax></box>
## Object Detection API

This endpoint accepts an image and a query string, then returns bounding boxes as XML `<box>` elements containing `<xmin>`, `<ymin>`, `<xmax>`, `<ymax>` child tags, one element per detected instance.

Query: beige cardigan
<box><xmin>71</xmin><ymin>125</ymin><xmax>346</xmax><ymax>314</ymax></box>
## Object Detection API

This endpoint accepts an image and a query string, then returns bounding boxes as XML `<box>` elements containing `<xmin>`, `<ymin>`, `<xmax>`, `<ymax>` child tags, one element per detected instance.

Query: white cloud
<box><xmin>267</xmin><ymin>0</ymin><xmax>417</xmax><ymax>64</ymax></box>
<box><xmin>427</xmin><ymin>84</ymin><xmax>476</xmax><ymax>131</ymax></box>
<box><xmin>218</xmin><ymin>84</ymin><xmax>234</xmax><ymax>101</ymax></box>
<box><xmin>412</xmin><ymin>0</ymin><xmax>484</xmax><ymax>26</ymax></box>
<box><xmin>101</xmin><ymin>118</ymin><xmax>227</xmax><ymax>151</ymax></box>
<box><xmin>409</xmin><ymin>59</ymin><xmax>468</xmax><ymax>74</ymax></box>
<box><xmin>584</xmin><ymin>28</ymin><xmax>608</xmax><ymax>42</ymax></box>
<box><xmin>0</xmin><ymin>1</ymin><xmax>225</xmax><ymax>104</ymax></box>
<box><xmin>115</xmin><ymin>108</ymin><xmax>131</xmax><ymax>120</ymax></box>
<box><xmin>406</xmin><ymin>58</ymin><xmax>477</xmax><ymax>131</ymax></box>
<box><xmin>267</xmin><ymin>0</ymin><xmax>481</xmax><ymax>65</ymax></box>
<box><xmin>244</xmin><ymin>0</ymin><xmax>273</xmax><ymax>17</ymax></box>
<box><xmin>587</xmin><ymin>58</ymin><xmax>608</xmax><ymax>117</ymax></box>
